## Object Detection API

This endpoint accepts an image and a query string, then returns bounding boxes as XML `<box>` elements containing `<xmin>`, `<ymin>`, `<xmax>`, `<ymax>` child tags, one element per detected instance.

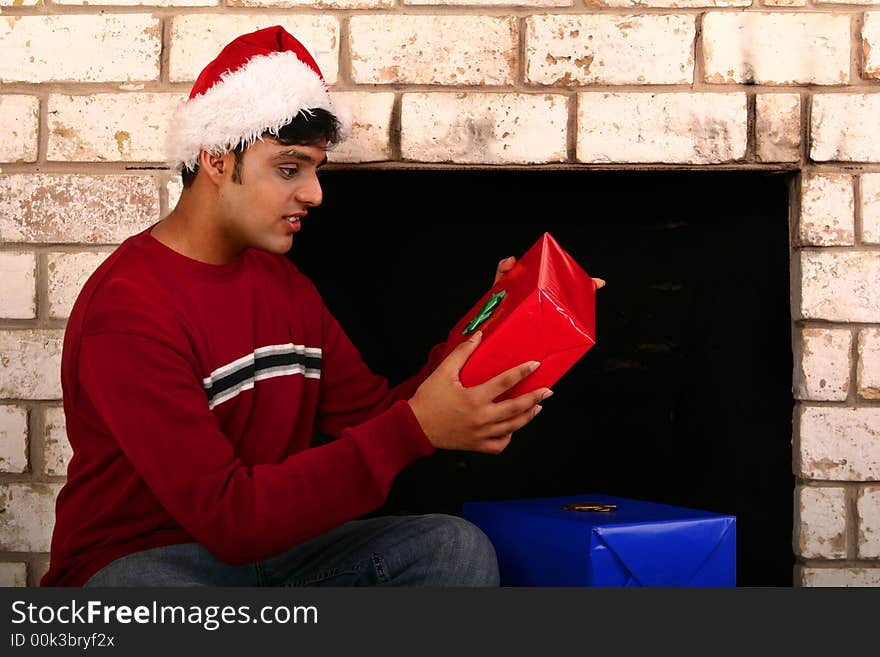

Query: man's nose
<box><xmin>295</xmin><ymin>173</ymin><xmax>323</xmax><ymax>207</ymax></box>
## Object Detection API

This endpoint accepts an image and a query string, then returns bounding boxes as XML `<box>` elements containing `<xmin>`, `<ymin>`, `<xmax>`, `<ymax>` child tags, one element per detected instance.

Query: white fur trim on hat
<box><xmin>166</xmin><ymin>50</ymin><xmax>351</xmax><ymax>171</ymax></box>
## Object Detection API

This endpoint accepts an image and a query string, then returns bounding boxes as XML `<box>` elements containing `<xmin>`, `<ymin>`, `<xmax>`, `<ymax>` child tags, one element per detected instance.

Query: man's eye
<box><xmin>280</xmin><ymin>167</ymin><xmax>298</xmax><ymax>177</ymax></box>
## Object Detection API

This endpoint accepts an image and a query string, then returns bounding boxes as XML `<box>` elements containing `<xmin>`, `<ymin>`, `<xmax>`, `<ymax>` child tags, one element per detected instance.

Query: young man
<box><xmin>41</xmin><ymin>26</ymin><xmax>570</xmax><ymax>587</ymax></box>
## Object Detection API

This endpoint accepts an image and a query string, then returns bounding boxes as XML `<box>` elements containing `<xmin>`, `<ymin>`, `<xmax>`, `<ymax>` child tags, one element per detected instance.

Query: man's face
<box><xmin>216</xmin><ymin>137</ymin><xmax>327</xmax><ymax>256</ymax></box>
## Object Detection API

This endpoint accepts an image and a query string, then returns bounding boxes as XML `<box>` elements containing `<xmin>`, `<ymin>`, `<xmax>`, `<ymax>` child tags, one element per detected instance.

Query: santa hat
<box><xmin>167</xmin><ymin>25</ymin><xmax>351</xmax><ymax>171</ymax></box>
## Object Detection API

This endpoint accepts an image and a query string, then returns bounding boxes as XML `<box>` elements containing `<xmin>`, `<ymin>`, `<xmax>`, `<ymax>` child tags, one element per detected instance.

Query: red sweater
<box><xmin>42</xmin><ymin>228</ymin><xmax>441</xmax><ymax>586</ymax></box>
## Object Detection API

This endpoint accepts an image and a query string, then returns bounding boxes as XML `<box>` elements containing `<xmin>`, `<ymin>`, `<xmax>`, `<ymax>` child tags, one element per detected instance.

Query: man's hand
<box><xmin>408</xmin><ymin>331</ymin><xmax>552</xmax><ymax>454</ymax></box>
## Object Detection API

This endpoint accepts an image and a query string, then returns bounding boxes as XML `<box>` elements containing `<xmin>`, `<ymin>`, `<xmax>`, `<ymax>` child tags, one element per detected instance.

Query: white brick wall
<box><xmin>858</xmin><ymin>329</ymin><xmax>880</xmax><ymax>400</ymax></box>
<box><xmin>577</xmin><ymin>93</ymin><xmax>747</xmax><ymax>163</ymax></box>
<box><xmin>402</xmin><ymin>93</ymin><xmax>567</xmax><ymax>164</ymax></box>
<box><xmin>794</xmin><ymin>328</ymin><xmax>852</xmax><ymax>401</ymax></box>
<box><xmin>525</xmin><ymin>15</ymin><xmax>695</xmax><ymax>86</ymax></box>
<box><xmin>0</xmin><ymin>406</ymin><xmax>28</xmax><ymax>475</ymax></box>
<box><xmin>44</xmin><ymin>407</ymin><xmax>72</xmax><ymax>478</ymax></box>
<box><xmin>796</xmin><ymin>486</ymin><xmax>847</xmax><ymax>559</ymax></box>
<box><xmin>800</xmin><ymin>568</ymin><xmax>880</xmax><ymax>587</ymax></box>
<box><xmin>0</xmin><ymin>96</ymin><xmax>39</xmax><ymax>163</ymax></box>
<box><xmin>755</xmin><ymin>94</ymin><xmax>801</xmax><ymax>163</ymax></box>
<box><xmin>0</xmin><ymin>484</ymin><xmax>62</xmax><ymax>553</ymax></box>
<box><xmin>799</xmin><ymin>251</ymin><xmax>880</xmax><ymax>322</ymax></box>
<box><xmin>47</xmin><ymin>252</ymin><xmax>112</xmax><ymax>320</ymax></box>
<box><xmin>0</xmin><ymin>175</ymin><xmax>159</xmax><ymax>244</ymax></box>
<box><xmin>702</xmin><ymin>13</ymin><xmax>850</xmax><ymax>85</ymax></box>
<box><xmin>48</xmin><ymin>94</ymin><xmax>185</xmax><ymax>163</ymax></box>
<box><xmin>0</xmin><ymin>253</ymin><xmax>36</xmax><ymax>320</ymax></box>
<box><xmin>0</xmin><ymin>563</ymin><xmax>28</xmax><ymax>588</ymax></box>
<box><xmin>330</xmin><ymin>93</ymin><xmax>395</xmax><ymax>164</ymax></box>
<box><xmin>0</xmin><ymin>16</ymin><xmax>161</xmax><ymax>83</ymax></box>
<box><xmin>170</xmin><ymin>16</ymin><xmax>340</xmax><ymax>84</ymax></box>
<box><xmin>857</xmin><ymin>486</ymin><xmax>880</xmax><ymax>558</ymax></box>
<box><xmin>863</xmin><ymin>13</ymin><xmax>880</xmax><ymax>80</ymax></box>
<box><xmin>811</xmin><ymin>95</ymin><xmax>880</xmax><ymax>162</ymax></box>
<box><xmin>799</xmin><ymin>407</ymin><xmax>880</xmax><ymax>481</ymax></box>
<box><xmin>0</xmin><ymin>331</ymin><xmax>64</xmax><ymax>400</ymax></box>
<box><xmin>861</xmin><ymin>174</ymin><xmax>880</xmax><ymax>244</ymax></box>
<box><xmin>799</xmin><ymin>173</ymin><xmax>854</xmax><ymax>247</ymax></box>
<box><xmin>350</xmin><ymin>16</ymin><xmax>516</xmax><ymax>85</ymax></box>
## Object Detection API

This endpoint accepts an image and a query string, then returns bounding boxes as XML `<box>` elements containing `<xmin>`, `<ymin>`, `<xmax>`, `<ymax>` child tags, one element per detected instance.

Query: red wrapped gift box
<box><xmin>443</xmin><ymin>232</ymin><xmax>597</xmax><ymax>401</ymax></box>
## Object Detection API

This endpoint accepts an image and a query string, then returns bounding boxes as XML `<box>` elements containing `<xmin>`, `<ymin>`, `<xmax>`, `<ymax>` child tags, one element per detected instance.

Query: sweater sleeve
<box><xmin>77</xmin><ymin>324</ymin><xmax>434</xmax><ymax>565</ymax></box>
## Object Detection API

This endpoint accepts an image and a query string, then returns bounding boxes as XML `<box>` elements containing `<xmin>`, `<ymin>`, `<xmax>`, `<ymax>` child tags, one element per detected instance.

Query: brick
<box><xmin>858</xmin><ymin>329</ymin><xmax>880</xmax><ymax>400</ymax></box>
<box><xmin>48</xmin><ymin>94</ymin><xmax>185</xmax><ymax>163</ymax></box>
<box><xmin>796</xmin><ymin>486</ymin><xmax>847</xmax><ymax>559</ymax></box>
<box><xmin>818</xmin><ymin>0</ymin><xmax>880</xmax><ymax>3</ymax></box>
<box><xmin>47</xmin><ymin>252</ymin><xmax>111</xmax><ymax>320</ymax></box>
<box><xmin>811</xmin><ymin>95</ymin><xmax>880</xmax><ymax>163</ymax></box>
<box><xmin>0</xmin><ymin>15</ymin><xmax>161</xmax><ymax>83</ymax></box>
<box><xmin>0</xmin><ymin>406</ymin><xmax>28</xmax><ymax>474</ymax></box>
<box><xmin>170</xmin><ymin>15</ymin><xmax>340</xmax><ymax>84</ymax></box>
<box><xmin>330</xmin><ymin>92</ymin><xmax>395</xmax><ymax>164</ymax></box>
<box><xmin>58</xmin><ymin>0</ymin><xmax>215</xmax><ymax>4</ymax></box>
<box><xmin>44</xmin><ymin>406</ymin><xmax>72</xmax><ymax>478</ymax></box>
<box><xmin>525</xmin><ymin>15</ymin><xmax>695</xmax><ymax>86</ymax></box>
<box><xmin>0</xmin><ymin>95</ymin><xmax>39</xmax><ymax>163</ymax></box>
<box><xmin>0</xmin><ymin>252</ymin><xmax>36</xmax><ymax>319</ymax></box>
<box><xmin>0</xmin><ymin>483</ymin><xmax>62</xmax><ymax>553</ymax></box>
<box><xmin>232</xmin><ymin>0</ymin><xmax>390</xmax><ymax>6</ymax></box>
<box><xmin>861</xmin><ymin>173</ymin><xmax>880</xmax><ymax>244</ymax></box>
<box><xmin>864</xmin><ymin>12</ymin><xmax>880</xmax><ymax>79</ymax></box>
<box><xmin>408</xmin><ymin>0</ymin><xmax>569</xmax><ymax>3</ymax></box>
<box><xmin>799</xmin><ymin>407</ymin><xmax>880</xmax><ymax>481</ymax></box>
<box><xmin>763</xmin><ymin>0</ymin><xmax>805</xmax><ymax>5</ymax></box>
<box><xmin>587</xmin><ymin>0</ymin><xmax>749</xmax><ymax>4</ymax></box>
<box><xmin>799</xmin><ymin>251</ymin><xmax>880</xmax><ymax>322</ymax></box>
<box><xmin>755</xmin><ymin>94</ymin><xmax>801</xmax><ymax>163</ymax></box>
<box><xmin>0</xmin><ymin>330</ymin><xmax>64</xmax><ymax>400</ymax></box>
<box><xmin>167</xmin><ymin>178</ymin><xmax>183</xmax><ymax>211</ymax></box>
<box><xmin>800</xmin><ymin>568</ymin><xmax>880</xmax><ymax>587</ymax></box>
<box><xmin>703</xmin><ymin>13</ymin><xmax>850</xmax><ymax>85</ymax></box>
<box><xmin>795</xmin><ymin>328</ymin><xmax>852</xmax><ymax>402</ymax></box>
<box><xmin>577</xmin><ymin>92</ymin><xmax>747</xmax><ymax>164</ymax></box>
<box><xmin>0</xmin><ymin>0</ymin><xmax>40</xmax><ymax>4</ymax></box>
<box><xmin>0</xmin><ymin>175</ymin><xmax>159</xmax><ymax>244</ymax></box>
<box><xmin>0</xmin><ymin>563</ymin><xmax>27</xmax><ymax>588</ymax></box>
<box><xmin>350</xmin><ymin>16</ymin><xmax>516</xmax><ymax>85</ymax></box>
<box><xmin>799</xmin><ymin>173</ymin><xmax>854</xmax><ymax>247</ymax></box>
<box><xmin>857</xmin><ymin>486</ymin><xmax>880</xmax><ymax>558</ymax></box>
<box><xmin>401</xmin><ymin>93</ymin><xmax>567</xmax><ymax>164</ymax></box>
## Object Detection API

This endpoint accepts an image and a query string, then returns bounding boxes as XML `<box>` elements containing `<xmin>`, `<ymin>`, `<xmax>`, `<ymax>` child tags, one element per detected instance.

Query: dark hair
<box><xmin>180</xmin><ymin>107</ymin><xmax>341</xmax><ymax>188</ymax></box>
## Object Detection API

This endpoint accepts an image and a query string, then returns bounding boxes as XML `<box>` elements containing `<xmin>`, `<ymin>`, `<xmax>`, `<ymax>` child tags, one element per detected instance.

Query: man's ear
<box><xmin>199</xmin><ymin>149</ymin><xmax>233</xmax><ymax>186</ymax></box>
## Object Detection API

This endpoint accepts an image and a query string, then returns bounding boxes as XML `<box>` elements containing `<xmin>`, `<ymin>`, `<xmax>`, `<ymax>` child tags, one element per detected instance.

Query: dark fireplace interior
<box><xmin>288</xmin><ymin>169</ymin><xmax>795</xmax><ymax>587</ymax></box>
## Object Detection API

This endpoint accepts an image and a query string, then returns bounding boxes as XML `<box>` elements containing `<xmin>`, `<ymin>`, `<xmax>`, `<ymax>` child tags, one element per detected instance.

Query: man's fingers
<box><xmin>594</xmin><ymin>277</ymin><xmax>606</xmax><ymax>289</ymax></box>
<box><xmin>494</xmin><ymin>256</ymin><xmax>516</xmax><ymax>284</ymax></box>
<box><xmin>479</xmin><ymin>360</ymin><xmax>541</xmax><ymax>398</ymax></box>
<box><xmin>480</xmin><ymin>405</ymin><xmax>541</xmax><ymax>440</ymax></box>
<box><xmin>490</xmin><ymin>388</ymin><xmax>552</xmax><ymax>421</ymax></box>
<box><xmin>441</xmin><ymin>330</ymin><xmax>483</xmax><ymax>376</ymax></box>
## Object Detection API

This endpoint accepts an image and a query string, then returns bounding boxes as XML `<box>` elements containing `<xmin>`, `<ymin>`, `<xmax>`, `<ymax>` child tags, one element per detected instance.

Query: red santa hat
<box><xmin>167</xmin><ymin>25</ymin><xmax>351</xmax><ymax>171</ymax></box>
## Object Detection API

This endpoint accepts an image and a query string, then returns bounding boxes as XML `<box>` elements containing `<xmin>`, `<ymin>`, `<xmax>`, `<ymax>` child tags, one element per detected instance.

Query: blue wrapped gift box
<box><xmin>462</xmin><ymin>494</ymin><xmax>736</xmax><ymax>587</ymax></box>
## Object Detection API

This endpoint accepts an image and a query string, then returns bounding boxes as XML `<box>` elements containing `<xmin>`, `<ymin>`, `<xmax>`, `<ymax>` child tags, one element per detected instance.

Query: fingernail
<box><xmin>542</xmin><ymin>389</ymin><xmax>554</xmax><ymax>400</ymax></box>
<box><xmin>469</xmin><ymin>330</ymin><xmax>483</xmax><ymax>343</ymax></box>
<box><xmin>528</xmin><ymin>361</ymin><xmax>541</xmax><ymax>372</ymax></box>
<box><xmin>533</xmin><ymin>405</ymin><xmax>543</xmax><ymax>416</ymax></box>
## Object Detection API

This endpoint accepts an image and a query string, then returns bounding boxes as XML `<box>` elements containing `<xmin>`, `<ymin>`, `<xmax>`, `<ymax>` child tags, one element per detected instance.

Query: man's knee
<box><xmin>418</xmin><ymin>514</ymin><xmax>500</xmax><ymax>587</ymax></box>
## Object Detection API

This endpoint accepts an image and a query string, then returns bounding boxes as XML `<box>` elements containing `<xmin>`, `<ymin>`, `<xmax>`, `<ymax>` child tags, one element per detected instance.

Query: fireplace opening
<box><xmin>289</xmin><ymin>169</ymin><xmax>795</xmax><ymax>586</ymax></box>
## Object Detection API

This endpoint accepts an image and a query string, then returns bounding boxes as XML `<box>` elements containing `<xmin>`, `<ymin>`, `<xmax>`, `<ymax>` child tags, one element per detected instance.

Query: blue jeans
<box><xmin>84</xmin><ymin>514</ymin><xmax>499</xmax><ymax>587</ymax></box>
